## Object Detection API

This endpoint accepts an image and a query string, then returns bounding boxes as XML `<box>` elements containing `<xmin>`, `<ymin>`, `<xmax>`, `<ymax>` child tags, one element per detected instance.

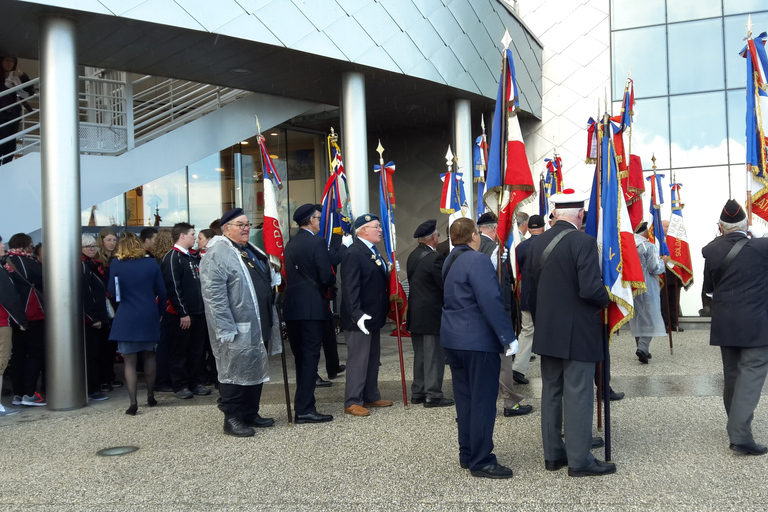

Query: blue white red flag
<box><xmin>544</xmin><ymin>155</ymin><xmax>563</xmax><ymax>199</ymax></box>
<box><xmin>375</xmin><ymin>156</ymin><xmax>407</xmax><ymax>324</ymax></box>
<box><xmin>474</xmin><ymin>135</ymin><xmax>488</xmax><ymax>219</ymax></box>
<box><xmin>742</xmin><ymin>31</ymin><xmax>768</xmax><ymax>221</ymax></box>
<box><xmin>666</xmin><ymin>182</ymin><xmax>693</xmax><ymax>290</ymax></box>
<box><xmin>257</xmin><ymin>134</ymin><xmax>284</xmax><ymax>272</ymax></box>
<box><xmin>320</xmin><ymin>135</ymin><xmax>353</xmax><ymax>246</ymax></box>
<box><xmin>440</xmin><ymin>171</ymin><xmax>468</xmax><ymax>215</ymax></box>
<box><xmin>646</xmin><ymin>174</ymin><xmax>670</xmax><ymax>257</ymax></box>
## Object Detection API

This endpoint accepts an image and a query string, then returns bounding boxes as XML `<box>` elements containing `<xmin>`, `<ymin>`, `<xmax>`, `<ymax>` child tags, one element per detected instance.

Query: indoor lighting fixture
<box><xmin>215</xmin><ymin>168</ymin><xmax>225</xmax><ymax>172</ymax></box>
<box><xmin>270</xmin><ymin>132</ymin><xmax>278</xmax><ymax>136</ymax></box>
<box><xmin>269</xmin><ymin>154</ymin><xmax>279</xmax><ymax>159</ymax></box>
<box><xmin>240</xmin><ymin>141</ymin><xmax>249</xmax><ymax>145</ymax></box>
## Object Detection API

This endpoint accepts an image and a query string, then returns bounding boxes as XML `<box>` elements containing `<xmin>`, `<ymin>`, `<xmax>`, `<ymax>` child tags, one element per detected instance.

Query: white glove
<box><xmin>395</xmin><ymin>260</ymin><xmax>401</xmax><ymax>272</ymax></box>
<box><xmin>219</xmin><ymin>333</ymin><xmax>235</xmax><ymax>343</ymax></box>
<box><xmin>342</xmin><ymin>234</ymin><xmax>353</xmax><ymax>247</ymax></box>
<box><xmin>501</xmin><ymin>247</ymin><xmax>508</xmax><ymax>263</ymax></box>
<box><xmin>489</xmin><ymin>246</ymin><xmax>499</xmax><ymax>271</ymax></box>
<box><xmin>505</xmin><ymin>340</ymin><xmax>519</xmax><ymax>356</ymax></box>
<box><xmin>749</xmin><ymin>223</ymin><xmax>768</xmax><ymax>238</ymax></box>
<box><xmin>357</xmin><ymin>313</ymin><xmax>372</xmax><ymax>335</ymax></box>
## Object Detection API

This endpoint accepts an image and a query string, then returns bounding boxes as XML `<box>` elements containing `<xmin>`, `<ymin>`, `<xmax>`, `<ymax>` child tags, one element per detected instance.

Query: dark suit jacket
<box><xmin>406</xmin><ymin>243</ymin><xmax>444</xmax><ymax>335</ymax></box>
<box><xmin>523</xmin><ymin>220</ymin><xmax>610</xmax><ymax>362</ymax></box>
<box><xmin>440</xmin><ymin>244</ymin><xmax>515</xmax><ymax>352</ymax></box>
<box><xmin>340</xmin><ymin>238</ymin><xmax>389</xmax><ymax>331</ymax></box>
<box><xmin>515</xmin><ymin>235</ymin><xmax>536</xmax><ymax>311</ymax></box>
<box><xmin>283</xmin><ymin>229</ymin><xmax>336</xmax><ymax>321</ymax></box>
<box><xmin>702</xmin><ymin>231</ymin><xmax>768</xmax><ymax>348</ymax></box>
<box><xmin>478</xmin><ymin>234</ymin><xmax>496</xmax><ymax>257</ymax></box>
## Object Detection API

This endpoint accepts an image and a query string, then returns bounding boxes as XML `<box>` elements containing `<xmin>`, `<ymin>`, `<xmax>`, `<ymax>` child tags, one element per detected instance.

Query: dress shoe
<box><xmin>223</xmin><ymin>417</ymin><xmax>255</xmax><ymax>437</ymax></box>
<box><xmin>545</xmin><ymin>457</ymin><xmax>568</xmax><ymax>471</ymax></box>
<box><xmin>344</xmin><ymin>404</ymin><xmax>370</xmax><ymax>416</ymax></box>
<box><xmin>363</xmin><ymin>399</ymin><xmax>393</xmax><ymax>407</ymax></box>
<box><xmin>337</xmin><ymin>364</ymin><xmax>346</xmax><ymax>373</ymax></box>
<box><xmin>592</xmin><ymin>437</ymin><xmax>605</xmax><ymax>449</ymax></box>
<box><xmin>636</xmin><ymin>349</ymin><xmax>649</xmax><ymax>364</ymax></box>
<box><xmin>530</xmin><ymin>355</ymin><xmax>537</xmax><ymax>361</ymax></box>
<box><xmin>730</xmin><ymin>442</ymin><xmax>768</xmax><ymax>455</ymax></box>
<box><xmin>125</xmin><ymin>403</ymin><xmax>138</xmax><ymax>416</ymax></box>
<box><xmin>191</xmin><ymin>384</ymin><xmax>212</xmax><ymax>396</ymax></box>
<box><xmin>147</xmin><ymin>395</ymin><xmax>158</xmax><ymax>407</ymax></box>
<box><xmin>328</xmin><ymin>364</ymin><xmax>347</xmax><ymax>379</ymax></box>
<box><xmin>460</xmin><ymin>462</ymin><xmax>469</xmax><ymax>469</ymax></box>
<box><xmin>295</xmin><ymin>411</ymin><xmax>333</xmax><ymax>424</ymax></box>
<box><xmin>503</xmin><ymin>404</ymin><xmax>533</xmax><ymax>416</ymax></box>
<box><xmin>411</xmin><ymin>396</ymin><xmax>426</xmax><ymax>404</ymax></box>
<box><xmin>609</xmin><ymin>390</ymin><xmax>625</xmax><ymax>401</ymax></box>
<box><xmin>568</xmin><ymin>459</ymin><xmax>617</xmax><ymax>477</ymax></box>
<box><xmin>174</xmin><ymin>388</ymin><xmax>194</xmax><ymax>399</ymax></box>
<box><xmin>425</xmin><ymin>397</ymin><xmax>454</xmax><ymax>408</ymax></box>
<box><xmin>244</xmin><ymin>414</ymin><xmax>275</xmax><ymax>428</ymax></box>
<box><xmin>512</xmin><ymin>371</ymin><xmax>529</xmax><ymax>385</ymax></box>
<box><xmin>315</xmin><ymin>377</ymin><xmax>332</xmax><ymax>388</ymax></box>
<box><xmin>470</xmin><ymin>463</ymin><xmax>513</xmax><ymax>479</ymax></box>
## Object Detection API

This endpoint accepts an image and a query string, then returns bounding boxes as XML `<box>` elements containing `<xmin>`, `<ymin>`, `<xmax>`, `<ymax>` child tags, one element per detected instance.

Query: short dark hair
<box><xmin>450</xmin><ymin>218</ymin><xmax>477</xmax><ymax>246</ymax></box>
<box><xmin>199</xmin><ymin>229</ymin><xmax>216</xmax><ymax>240</ymax></box>
<box><xmin>209</xmin><ymin>219</ymin><xmax>222</xmax><ymax>235</ymax></box>
<box><xmin>8</xmin><ymin>233</ymin><xmax>33</xmax><ymax>250</ymax></box>
<box><xmin>139</xmin><ymin>227</ymin><xmax>158</xmax><ymax>243</ymax></box>
<box><xmin>171</xmin><ymin>222</ymin><xmax>194</xmax><ymax>243</ymax></box>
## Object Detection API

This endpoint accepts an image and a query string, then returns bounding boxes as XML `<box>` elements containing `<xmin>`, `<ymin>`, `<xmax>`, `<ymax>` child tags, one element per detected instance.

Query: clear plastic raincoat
<box><xmin>629</xmin><ymin>236</ymin><xmax>667</xmax><ymax>337</ymax></box>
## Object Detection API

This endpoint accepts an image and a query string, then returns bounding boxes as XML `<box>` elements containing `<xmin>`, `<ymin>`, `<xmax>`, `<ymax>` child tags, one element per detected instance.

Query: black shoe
<box><xmin>530</xmin><ymin>355</ymin><xmax>536</xmax><ymax>361</ymax></box>
<box><xmin>316</xmin><ymin>377</ymin><xmax>332</xmax><ymax>388</ymax></box>
<box><xmin>592</xmin><ymin>437</ymin><xmax>605</xmax><ymax>449</ymax></box>
<box><xmin>125</xmin><ymin>403</ymin><xmax>138</xmax><ymax>416</ymax></box>
<box><xmin>676</xmin><ymin>327</ymin><xmax>684</xmax><ymax>332</ymax></box>
<box><xmin>245</xmin><ymin>415</ymin><xmax>275</xmax><ymax>428</ymax></box>
<box><xmin>191</xmin><ymin>384</ymin><xmax>212</xmax><ymax>396</ymax></box>
<box><xmin>424</xmin><ymin>397</ymin><xmax>455</xmax><ymax>408</ymax></box>
<box><xmin>174</xmin><ymin>388</ymin><xmax>194</xmax><ymax>399</ymax></box>
<box><xmin>470</xmin><ymin>463</ymin><xmax>513</xmax><ymax>479</ymax></box>
<box><xmin>545</xmin><ymin>457</ymin><xmax>568</xmax><ymax>471</ymax></box>
<box><xmin>224</xmin><ymin>417</ymin><xmax>255</xmax><ymax>437</ymax></box>
<box><xmin>460</xmin><ymin>462</ymin><xmax>469</xmax><ymax>469</ymax></box>
<box><xmin>111</xmin><ymin>381</ymin><xmax>124</xmax><ymax>388</ymax></box>
<box><xmin>636</xmin><ymin>349</ymin><xmax>649</xmax><ymax>364</ymax></box>
<box><xmin>329</xmin><ymin>364</ymin><xmax>347</xmax><ymax>380</ymax></box>
<box><xmin>295</xmin><ymin>411</ymin><xmax>334</xmax><ymax>424</ymax></box>
<box><xmin>147</xmin><ymin>396</ymin><xmax>158</xmax><ymax>407</ymax></box>
<box><xmin>411</xmin><ymin>396</ymin><xmax>426</xmax><ymax>404</ymax></box>
<box><xmin>100</xmin><ymin>383</ymin><xmax>113</xmax><ymax>392</ymax></box>
<box><xmin>512</xmin><ymin>371</ymin><xmax>529</xmax><ymax>385</ymax></box>
<box><xmin>503</xmin><ymin>404</ymin><xmax>533</xmax><ymax>416</ymax></box>
<box><xmin>730</xmin><ymin>442</ymin><xmax>768</xmax><ymax>455</ymax></box>
<box><xmin>609</xmin><ymin>390</ymin><xmax>625</xmax><ymax>401</ymax></box>
<box><xmin>568</xmin><ymin>459</ymin><xmax>616</xmax><ymax>477</ymax></box>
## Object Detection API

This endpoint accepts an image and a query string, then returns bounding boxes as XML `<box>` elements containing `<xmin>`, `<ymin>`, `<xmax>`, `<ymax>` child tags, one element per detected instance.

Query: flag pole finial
<box><xmin>376</xmin><ymin>140</ymin><xmax>385</xmax><ymax>166</ymax></box>
<box><xmin>748</xmin><ymin>14</ymin><xmax>753</xmax><ymax>39</ymax></box>
<box><xmin>501</xmin><ymin>29</ymin><xmax>512</xmax><ymax>50</ymax></box>
<box><xmin>329</xmin><ymin>127</ymin><xmax>338</xmax><ymax>144</ymax></box>
<box><xmin>445</xmin><ymin>145</ymin><xmax>454</xmax><ymax>172</ymax></box>
<box><xmin>255</xmin><ymin>114</ymin><xmax>261</xmax><ymax>136</ymax></box>
<box><xmin>651</xmin><ymin>153</ymin><xmax>657</xmax><ymax>170</ymax></box>
<box><xmin>481</xmin><ymin>114</ymin><xmax>485</xmax><ymax>132</ymax></box>
<box><xmin>628</xmin><ymin>66</ymin><xmax>632</xmax><ymax>78</ymax></box>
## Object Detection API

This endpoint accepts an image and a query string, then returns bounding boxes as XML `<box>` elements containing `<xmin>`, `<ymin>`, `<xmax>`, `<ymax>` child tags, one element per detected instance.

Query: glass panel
<box><xmin>81</xmin><ymin>193</ymin><xmax>126</xmax><ymax>226</ymax></box>
<box><xmin>724</xmin><ymin>0</ymin><xmax>768</xmax><ymax>16</ymax></box>
<box><xmin>667</xmin><ymin>0</ymin><xmax>720</xmax><ymax>23</ymax></box>
<box><xmin>668</xmin><ymin>19</ymin><xmax>724</xmax><ymax>94</ymax></box>
<box><xmin>188</xmin><ymin>153</ymin><xmax>228</xmax><ymax>235</ymax></box>
<box><xmin>724</xmin><ymin>12</ymin><xmax>768</xmax><ymax>89</ymax></box>
<box><xmin>139</xmin><ymin>167</ymin><xmax>189</xmax><ymax>227</ymax></box>
<box><xmin>670</xmin><ymin>92</ymin><xmax>728</xmax><ymax>167</ymax></box>
<box><xmin>612</xmin><ymin>26</ymin><xmax>668</xmax><ymax>100</ymax></box>
<box><xmin>629</xmin><ymin>97</ymin><xmax>670</xmax><ymax>170</ymax></box>
<box><xmin>285</xmin><ymin>130</ymin><xmax>320</xmax><ymax>229</ymax></box>
<box><xmin>611</xmin><ymin>0</ymin><xmax>665</xmax><ymax>30</ymax></box>
<box><xmin>727</xmin><ymin>88</ymin><xmax>747</xmax><ymax>165</ymax></box>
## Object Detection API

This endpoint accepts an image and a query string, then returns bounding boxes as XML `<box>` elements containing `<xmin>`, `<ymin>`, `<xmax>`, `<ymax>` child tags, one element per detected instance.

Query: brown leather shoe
<box><xmin>344</xmin><ymin>404</ymin><xmax>370</xmax><ymax>416</ymax></box>
<box><xmin>363</xmin><ymin>399</ymin><xmax>394</xmax><ymax>408</ymax></box>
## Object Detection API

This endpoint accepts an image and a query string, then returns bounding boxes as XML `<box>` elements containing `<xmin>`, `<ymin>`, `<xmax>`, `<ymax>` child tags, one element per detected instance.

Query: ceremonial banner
<box><xmin>320</xmin><ymin>133</ymin><xmax>353</xmax><ymax>246</ymax></box>
<box><xmin>742</xmin><ymin>31</ymin><xmax>768</xmax><ymax>221</ymax></box>
<box><xmin>585</xmin><ymin>118</ymin><xmax>598</xmax><ymax>164</ymax></box>
<box><xmin>485</xmin><ymin>46</ymin><xmax>535</xmax><ymax>248</ymax></box>
<box><xmin>626</xmin><ymin>154</ymin><xmax>645</xmax><ymax>230</ymax></box>
<box><xmin>646</xmin><ymin>173</ymin><xmax>670</xmax><ymax>257</ymax></box>
<box><xmin>375</xmin><ymin>157</ymin><xmax>407</xmax><ymax>325</ymax></box>
<box><xmin>544</xmin><ymin>155</ymin><xmax>563</xmax><ymax>198</ymax></box>
<box><xmin>474</xmin><ymin>135</ymin><xmax>488</xmax><ymax>219</ymax></box>
<box><xmin>440</xmin><ymin>171</ymin><xmax>468</xmax><ymax>215</ymax></box>
<box><xmin>257</xmin><ymin>134</ymin><xmax>284</xmax><ymax>272</ymax></box>
<box><xmin>666</xmin><ymin>183</ymin><xmax>693</xmax><ymax>290</ymax></box>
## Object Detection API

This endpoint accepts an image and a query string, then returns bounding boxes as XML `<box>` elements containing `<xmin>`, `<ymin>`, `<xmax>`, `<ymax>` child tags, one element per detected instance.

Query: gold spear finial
<box><xmin>376</xmin><ymin>140</ymin><xmax>385</xmax><ymax>166</ymax></box>
<box><xmin>651</xmin><ymin>153</ymin><xmax>657</xmax><ymax>170</ymax></box>
<box><xmin>329</xmin><ymin>127</ymin><xmax>338</xmax><ymax>144</ymax></box>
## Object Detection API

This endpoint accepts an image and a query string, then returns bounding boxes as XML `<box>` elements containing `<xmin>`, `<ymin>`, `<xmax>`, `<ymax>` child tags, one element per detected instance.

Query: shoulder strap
<box><xmin>533</xmin><ymin>228</ymin><xmax>576</xmax><ymax>287</ymax></box>
<box><xmin>442</xmin><ymin>247</ymin><xmax>472</xmax><ymax>282</ymax></box>
<box><xmin>714</xmin><ymin>237</ymin><xmax>748</xmax><ymax>287</ymax></box>
<box><xmin>406</xmin><ymin>246</ymin><xmax>434</xmax><ymax>282</ymax></box>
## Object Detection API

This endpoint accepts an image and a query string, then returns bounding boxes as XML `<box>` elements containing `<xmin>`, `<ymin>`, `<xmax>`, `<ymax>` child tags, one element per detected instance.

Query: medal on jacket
<box><xmin>370</xmin><ymin>254</ymin><xmax>382</xmax><ymax>266</ymax></box>
<box><xmin>241</xmin><ymin>250</ymin><xmax>255</xmax><ymax>268</ymax></box>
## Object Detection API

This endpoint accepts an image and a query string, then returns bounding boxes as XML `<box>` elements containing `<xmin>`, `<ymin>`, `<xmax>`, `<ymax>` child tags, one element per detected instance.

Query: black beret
<box><xmin>720</xmin><ymin>199</ymin><xmax>746</xmax><ymax>223</ymax></box>
<box><xmin>353</xmin><ymin>213</ymin><xmax>379</xmax><ymax>230</ymax></box>
<box><xmin>634</xmin><ymin>221</ymin><xmax>648</xmax><ymax>234</ymax></box>
<box><xmin>293</xmin><ymin>203</ymin><xmax>317</xmax><ymax>224</ymax></box>
<box><xmin>220</xmin><ymin>208</ymin><xmax>244</xmax><ymax>226</ymax></box>
<box><xmin>413</xmin><ymin>219</ymin><xmax>437</xmax><ymax>238</ymax></box>
<box><xmin>477</xmin><ymin>212</ymin><xmax>497</xmax><ymax>226</ymax></box>
<box><xmin>528</xmin><ymin>215</ymin><xmax>545</xmax><ymax>229</ymax></box>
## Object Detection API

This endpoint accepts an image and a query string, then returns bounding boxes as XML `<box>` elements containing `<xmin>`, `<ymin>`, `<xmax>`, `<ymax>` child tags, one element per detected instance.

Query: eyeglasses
<box><xmin>230</xmin><ymin>222</ymin><xmax>252</xmax><ymax>230</ymax></box>
<box><xmin>83</xmin><ymin>245</ymin><xmax>97</xmax><ymax>249</ymax></box>
<box><xmin>311</xmin><ymin>215</ymin><xmax>322</xmax><ymax>220</ymax></box>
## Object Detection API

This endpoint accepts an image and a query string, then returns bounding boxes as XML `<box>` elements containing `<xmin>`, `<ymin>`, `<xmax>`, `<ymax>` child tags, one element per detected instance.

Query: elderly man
<box><xmin>283</xmin><ymin>203</ymin><xmax>336</xmax><ymax>424</ymax></box>
<box><xmin>406</xmin><ymin>219</ymin><xmax>452</xmax><ymax>407</ymax></box>
<box><xmin>630</xmin><ymin>221</ymin><xmax>668</xmax><ymax>363</ymax></box>
<box><xmin>523</xmin><ymin>190</ymin><xmax>615</xmax><ymax>477</ymax></box>
<box><xmin>340</xmin><ymin>214</ymin><xmax>392</xmax><ymax>417</ymax></box>
<box><xmin>703</xmin><ymin>199</ymin><xmax>768</xmax><ymax>455</ymax></box>
<box><xmin>200</xmin><ymin>207</ymin><xmax>281</xmax><ymax>437</ymax></box>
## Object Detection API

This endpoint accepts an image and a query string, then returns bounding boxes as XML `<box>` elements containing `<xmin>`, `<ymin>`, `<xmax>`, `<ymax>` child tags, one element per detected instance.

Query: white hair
<box><xmin>554</xmin><ymin>207</ymin><xmax>582</xmax><ymax>219</ymax></box>
<box><xmin>81</xmin><ymin>233</ymin><xmax>97</xmax><ymax>247</ymax></box>
<box><xmin>719</xmin><ymin>219</ymin><xmax>747</xmax><ymax>233</ymax></box>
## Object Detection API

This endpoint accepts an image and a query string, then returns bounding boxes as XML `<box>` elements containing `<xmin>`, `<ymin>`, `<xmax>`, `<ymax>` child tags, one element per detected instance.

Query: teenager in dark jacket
<box><xmin>0</xmin><ymin>235</ymin><xmax>27</xmax><ymax>415</ymax></box>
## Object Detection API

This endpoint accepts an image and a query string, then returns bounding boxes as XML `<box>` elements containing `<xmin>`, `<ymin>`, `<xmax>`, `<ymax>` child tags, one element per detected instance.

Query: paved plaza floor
<box><xmin>1</xmin><ymin>326</ymin><xmax>767</xmax><ymax>511</ymax></box>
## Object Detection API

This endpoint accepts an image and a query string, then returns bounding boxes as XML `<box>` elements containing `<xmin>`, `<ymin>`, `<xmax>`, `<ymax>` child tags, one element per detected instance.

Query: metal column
<box><xmin>340</xmin><ymin>72</ymin><xmax>369</xmax><ymax>217</ymax></box>
<box><xmin>453</xmin><ymin>99</ymin><xmax>473</xmax><ymax>218</ymax></box>
<box><xmin>40</xmin><ymin>16</ymin><xmax>86</xmax><ymax>410</ymax></box>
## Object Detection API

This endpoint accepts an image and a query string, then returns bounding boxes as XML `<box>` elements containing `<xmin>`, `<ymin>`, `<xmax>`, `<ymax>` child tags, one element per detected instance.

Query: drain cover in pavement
<box><xmin>97</xmin><ymin>446</ymin><xmax>139</xmax><ymax>457</ymax></box>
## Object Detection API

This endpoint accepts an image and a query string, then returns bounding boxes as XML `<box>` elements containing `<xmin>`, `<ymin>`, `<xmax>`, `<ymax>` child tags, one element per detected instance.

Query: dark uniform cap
<box><xmin>220</xmin><ymin>207</ymin><xmax>245</xmax><ymax>225</ymax></box>
<box><xmin>720</xmin><ymin>199</ymin><xmax>746</xmax><ymax>223</ymax></box>
<box><xmin>353</xmin><ymin>214</ymin><xmax>380</xmax><ymax>230</ymax></box>
<box><xmin>293</xmin><ymin>203</ymin><xmax>318</xmax><ymax>224</ymax></box>
<box><xmin>528</xmin><ymin>215</ymin><xmax>545</xmax><ymax>229</ymax></box>
<box><xmin>477</xmin><ymin>212</ymin><xmax>498</xmax><ymax>226</ymax></box>
<box><xmin>413</xmin><ymin>219</ymin><xmax>437</xmax><ymax>238</ymax></box>
<box><xmin>634</xmin><ymin>221</ymin><xmax>648</xmax><ymax>234</ymax></box>
<box><xmin>551</xmin><ymin>188</ymin><xmax>588</xmax><ymax>209</ymax></box>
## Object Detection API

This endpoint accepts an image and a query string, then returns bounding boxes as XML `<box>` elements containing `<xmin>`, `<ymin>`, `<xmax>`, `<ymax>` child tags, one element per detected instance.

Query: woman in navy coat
<box><xmin>108</xmin><ymin>232</ymin><xmax>167</xmax><ymax>415</ymax></box>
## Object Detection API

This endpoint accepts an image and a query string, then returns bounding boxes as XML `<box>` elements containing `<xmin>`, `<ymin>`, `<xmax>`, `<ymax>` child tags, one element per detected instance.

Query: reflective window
<box><xmin>611</xmin><ymin>0</ymin><xmax>665</xmax><ymax>30</ymax></box>
<box><xmin>668</xmin><ymin>19</ymin><xmax>724</xmax><ymax>94</ymax></box>
<box><xmin>727</xmin><ymin>88</ymin><xmax>747</xmax><ymax>165</ymax></box>
<box><xmin>669</xmin><ymin>92</ymin><xmax>728</xmax><ymax>168</ymax></box>
<box><xmin>630</xmin><ymin>97</ymin><xmax>670</xmax><ymax>170</ymax></box>
<box><xmin>724</xmin><ymin>12</ymin><xmax>768</xmax><ymax>89</ymax></box>
<box><xmin>285</xmin><ymin>130</ymin><xmax>321</xmax><ymax>229</ymax></box>
<box><xmin>81</xmin><ymin>193</ymin><xmax>126</xmax><ymax>226</ymax></box>
<box><xmin>667</xmin><ymin>0</ymin><xmax>720</xmax><ymax>23</ymax></box>
<box><xmin>188</xmin><ymin>153</ymin><xmax>229</xmax><ymax>233</ymax></box>
<box><xmin>133</xmin><ymin>167</ymin><xmax>189</xmax><ymax>226</ymax></box>
<box><xmin>612</xmin><ymin>26</ymin><xmax>668</xmax><ymax>100</ymax></box>
<box><xmin>724</xmin><ymin>0</ymin><xmax>768</xmax><ymax>16</ymax></box>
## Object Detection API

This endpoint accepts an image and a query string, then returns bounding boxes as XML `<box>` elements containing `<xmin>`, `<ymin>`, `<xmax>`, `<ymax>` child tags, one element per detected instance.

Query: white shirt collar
<box><xmin>173</xmin><ymin>243</ymin><xmax>189</xmax><ymax>255</ymax></box>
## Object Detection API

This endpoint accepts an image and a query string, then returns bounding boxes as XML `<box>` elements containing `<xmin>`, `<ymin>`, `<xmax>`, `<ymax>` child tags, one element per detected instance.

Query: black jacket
<box><xmin>82</xmin><ymin>261</ymin><xmax>110</xmax><ymax>324</ymax></box>
<box><xmin>0</xmin><ymin>266</ymin><xmax>27</xmax><ymax>329</ymax></box>
<box><xmin>161</xmin><ymin>247</ymin><xmax>204</xmax><ymax>316</ymax></box>
<box><xmin>283</xmin><ymin>229</ymin><xmax>336</xmax><ymax>321</ymax></box>
<box><xmin>340</xmin><ymin>238</ymin><xmax>389</xmax><ymax>332</ymax></box>
<box><xmin>405</xmin><ymin>243</ymin><xmax>444</xmax><ymax>335</ymax></box>
<box><xmin>6</xmin><ymin>253</ymin><xmax>44</xmax><ymax>321</ymax></box>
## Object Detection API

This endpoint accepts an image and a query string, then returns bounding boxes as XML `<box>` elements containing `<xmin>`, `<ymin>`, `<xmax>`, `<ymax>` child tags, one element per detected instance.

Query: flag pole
<box><xmin>377</xmin><ymin>141</ymin><xmax>409</xmax><ymax>409</ymax></box>
<box><xmin>496</xmin><ymin>31</ymin><xmax>512</xmax><ymax>284</ymax></box>
<box><xmin>601</xmin><ymin>95</ymin><xmax>612</xmax><ymax>461</ymax></box>
<box><xmin>654</xmin><ymin>154</ymin><xmax>674</xmax><ymax>355</ymax></box>
<box><xmin>595</xmin><ymin>96</ymin><xmax>604</xmax><ymax>433</ymax></box>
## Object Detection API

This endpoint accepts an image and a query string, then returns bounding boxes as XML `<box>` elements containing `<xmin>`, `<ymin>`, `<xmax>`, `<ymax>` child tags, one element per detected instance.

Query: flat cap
<box><xmin>634</xmin><ymin>221</ymin><xmax>648</xmax><ymax>234</ymax></box>
<box><xmin>477</xmin><ymin>212</ymin><xmax>498</xmax><ymax>226</ymax></box>
<box><xmin>528</xmin><ymin>215</ymin><xmax>545</xmax><ymax>229</ymax></box>
<box><xmin>413</xmin><ymin>219</ymin><xmax>437</xmax><ymax>238</ymax></box>
<box><xmin>720</xmin><ymin>199</ymin><xmax>746</xmax><ymax>223</ymax></box>
<box><xmin>220</xmin><ymin>208</ymin><xmax>245</xmax><ymax>225</ymax></box>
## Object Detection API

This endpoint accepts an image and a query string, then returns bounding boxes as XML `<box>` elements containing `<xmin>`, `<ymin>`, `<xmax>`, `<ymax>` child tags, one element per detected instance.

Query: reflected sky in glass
<box><xmin>667</xmin><ymin>0</ymin><xmax>720</xmax><ymax>23</ymax></box>
<box><xmin>612</xmin><ymin>26</ymin><xmax>668</xmax><ymax>100</ymax></box>
<box><xmin>727</xmin><ymin>88</ymin><xmax>747</xmax><ymax>165</ymax></box>
<box><xmin>142</xmin><ymin>167</ymin><xmax>189</xmax><ymax>226</ymax></box>
<box><xmin>668</xmin><ymin>19</ymin><xmax>724</xmax><ymax>94</ymax></box>
<box><xmin>724</xmin><ymin>12</ymin><xmax>768</xmax><ymax>89</ymax></box>
<box><xmin>188</xmin><ymin>153</ymin><xmax>225</xmax><ymax>233</ymax></box>
<box><xmin>724</xmin><ymin>0</ymin><xmax>768</xmax><ymax>16</ymax></box>
<box><xmin>670</xmin><ymin>92</ymin><xmax>728</xmax><ymax>167</ymax></box>
<box><xmin>611</xmin><ymin>0</ymin><xmax>665</xmax><ymax>30</ymax></box>
<box><xmin>81</xmin><ymin>193</ymin><xmax>125</xmax><ymax>226</ymax></box>
<box><xmin>630</xmin><ymin>97</ymin><xmax>670</xmax><ymax>170</ymax></box>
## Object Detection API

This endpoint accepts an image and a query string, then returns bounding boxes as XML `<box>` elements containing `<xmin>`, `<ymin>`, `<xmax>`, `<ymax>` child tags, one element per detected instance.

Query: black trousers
<box><xmin>218</xmin><ymin>382</ymin><xmax>263</xmax><ymax>421</ymax></box>
<box><xmin>321</xmin><ymin>318</ymin><xmax>341</xmax><ymax>376</ymax></box>
<box><xmin>165</xmin><ymin>312</ymin><xmax>207</xmax><ymax>391</ymax></box>
<box><xmin>96</xmin><ymin>323</ymin><xmax>117</xmax><ymax>385</ymax></box>
<box><xmin>10</xmin><ymin>320</ymin><xmax>45</xmax><ymax>396</ymax></box>
<box><xmin>84</xmin><ymin>323</ymin><xmax>103</xmax><ymax>394</ymax></box>
<box><xmin>287</xmin><ymin>320</ymin><xmax>323</xmax><ymax>415</ymax></box>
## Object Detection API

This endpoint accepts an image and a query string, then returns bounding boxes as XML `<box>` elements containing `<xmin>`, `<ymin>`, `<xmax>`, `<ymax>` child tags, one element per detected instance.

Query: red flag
<box><xmin>625</xmin><ymin>154</ymin><xmax>645</xmax><ymax>230</ymax></box>
<box><xmin>666</xmin><ymin>183</ymin><xmax>693</xmax><ymax>289</ymax></box>
<box><xmin>258</xmin><ymin>134</ymin><xmax>285</xmax><ymax>274</ymax></box>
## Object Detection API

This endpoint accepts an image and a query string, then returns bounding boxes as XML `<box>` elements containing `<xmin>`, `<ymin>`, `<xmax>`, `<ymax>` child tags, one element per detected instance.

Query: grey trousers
<box><xmin>540</xmin><ymin>356</ymin><xmax>596</xmax><ymax>470</ymax></box>
<box><xmin>343</xmin><ymin>329</ymin><xmax>382</xmax><ymax>409</ymax></box>
<box><xmin>411</xmin><ymin>334</ymin><xmax>445</xmax><ymax>400</ymax></box>
<box><xmin>635</xmin><ymin>336</ymin><xmax>652</xmax><ymax>354</ymax></box>
<box><xmin>499</xmin><ymin>353</ymin><xmax>524</xmax><ymax>408</ymax></box>
<box><xmin>512</xmin><ymin>311</ymin><xmax>535</xmax><ymax>375</ymax></box>
<box><xmin>721</xmin><ymin>345</ymin><xmax>768</xmax><ymax>445</ymax></box>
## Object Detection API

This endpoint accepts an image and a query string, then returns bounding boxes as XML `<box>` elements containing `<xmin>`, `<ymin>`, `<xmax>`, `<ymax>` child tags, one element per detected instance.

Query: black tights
<box><xmin>123</xmin><ymin>351</ymin><xmax>156</xmax><ymax>406</ymax></box>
